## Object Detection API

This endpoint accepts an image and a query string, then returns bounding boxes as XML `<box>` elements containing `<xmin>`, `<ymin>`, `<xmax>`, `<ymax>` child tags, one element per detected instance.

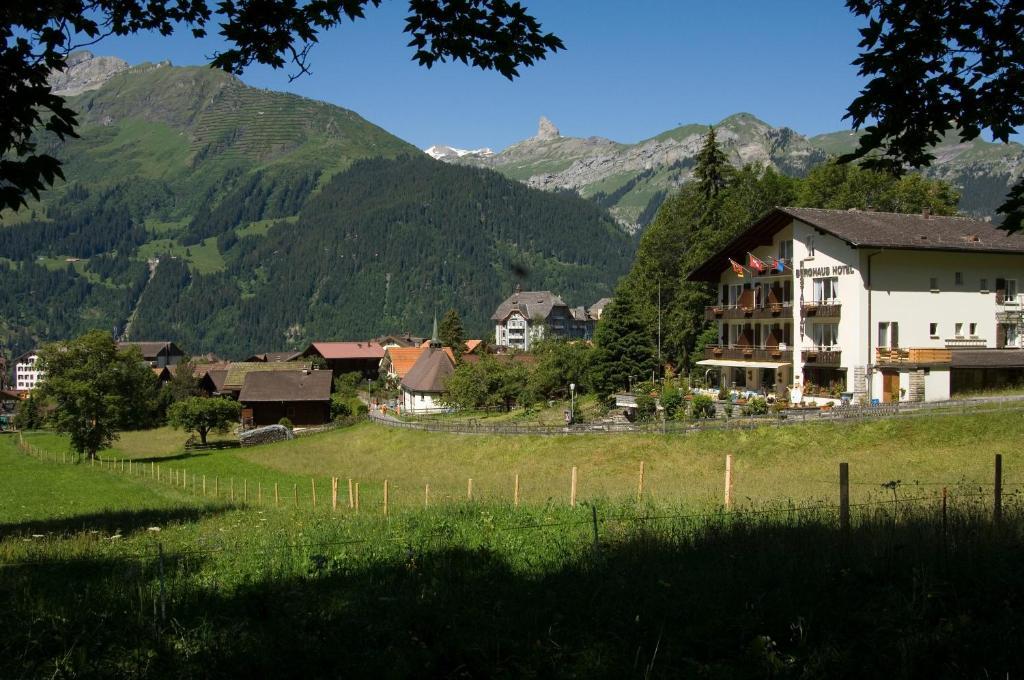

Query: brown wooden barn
<box><xmin>239</xmin><ymin>369</ymin><xmax>332</xmax><ymax>427</ymax></box>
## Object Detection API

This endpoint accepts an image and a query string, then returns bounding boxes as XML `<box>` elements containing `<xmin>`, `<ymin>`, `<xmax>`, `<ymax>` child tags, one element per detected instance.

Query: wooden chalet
<box><xmin>239</xmin><ymin>369</ymin><xmax>333</xmax><ymax>427</ymax></box>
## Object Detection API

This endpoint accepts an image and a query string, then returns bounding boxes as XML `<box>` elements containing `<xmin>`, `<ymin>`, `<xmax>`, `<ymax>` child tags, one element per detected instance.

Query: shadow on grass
<box><xmin>105</xmin><ymin>451</ymin><xmax>213</xmax><ymax>464</ymax></box>
<box><xmin>1</xmin><ymin>510</ymin><xmax>1022</xmax><ymax>678</ymax></box>
<box><xmin>0</xmin><ymin>504</ymin><xmax>236</xmax><ymax>538</ymax></box>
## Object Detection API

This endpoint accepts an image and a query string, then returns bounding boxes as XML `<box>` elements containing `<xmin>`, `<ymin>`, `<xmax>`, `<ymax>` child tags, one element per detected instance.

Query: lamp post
<box><xmin>569</xmin><ymin>383</ymin><xmax>576</xmax><ymax>424</ymax></box>
<box><xmin>367</xmin><ymin>378</ymin><xmax>372</xmax><ymax>409</ymax></box>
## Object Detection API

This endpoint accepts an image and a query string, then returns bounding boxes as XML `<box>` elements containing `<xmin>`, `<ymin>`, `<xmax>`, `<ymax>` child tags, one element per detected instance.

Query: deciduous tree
<box><xmin>841</xmin><ymin>0</ymin><xmax>1023</xmax><ymax>229</ymax></box>
<box><xmin>167</xmin><ymin>396</ymin><xmax>241</xmax><ymax>444</ymax></box>
<box><xmin>36</xmin><ymin>330</ymin><xmax>159</xmax><ymax>457</ymax></box>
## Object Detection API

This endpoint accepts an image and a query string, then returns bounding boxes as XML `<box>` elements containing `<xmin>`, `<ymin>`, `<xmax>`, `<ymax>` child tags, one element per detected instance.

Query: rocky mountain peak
<box><xmin>535</xmin><ymin>116</ymin><xmax>560</xmax><ymax>141</ymax></box>
<box><xmin>48</xmin><ymin>51</ymin><xmax>129</xmax><ymax>96</ymax></box>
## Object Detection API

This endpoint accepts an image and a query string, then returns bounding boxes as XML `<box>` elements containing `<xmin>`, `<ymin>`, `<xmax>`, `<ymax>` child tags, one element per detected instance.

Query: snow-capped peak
<box><xmin>424</xmin><ymin>144</ymin><xmax>495</xmax><ymax>160</ymax></box>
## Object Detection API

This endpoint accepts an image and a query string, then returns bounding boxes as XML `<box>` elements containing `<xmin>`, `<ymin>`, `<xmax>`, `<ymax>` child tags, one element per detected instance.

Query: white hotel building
<box><xmin>14</xmin><ymin>350</ymin><xmax>43</xmax><ymax>392</ymax></box>
<box><xmin>688</xmin><ymin>207</ymin><xmax>1024</xmax><ymax>404</ymax></box>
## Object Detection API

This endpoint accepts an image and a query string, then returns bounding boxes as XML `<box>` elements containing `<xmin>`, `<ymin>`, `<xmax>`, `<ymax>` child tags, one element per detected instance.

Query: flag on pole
<box><xmin>769</xmin><ymin>256</ymin><xmax>786</xmax><ymax>272</ymax></box>
<box><xmin>729</xmin><ymin>259</ymin><xmax>745</xmax><ymax>278</ymax></box>
<box><xmin>748</xmin><ymin>253</ymin><xmax>768</xmax><ymax>273</ymax></box>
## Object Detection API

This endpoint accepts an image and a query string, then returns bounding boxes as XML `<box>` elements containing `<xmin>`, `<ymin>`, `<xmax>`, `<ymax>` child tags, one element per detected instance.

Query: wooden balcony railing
<box><xmin>704</xmin><ymin>345</ymin><xmax>793</xmax><ymax>363</ymax></box>
<box><xmin>704</xmin><ymin>303</ymin><xmax>793</xmax><ymax>321</ymax></box>
<box><xmin>800</xmin><ymin>301</ymin><xmax>842</xmax><ymax>318</ymax></box>
<box><xmin>803</xmin><ymin>348</ymin><xmax>842</xmax><ymax>365</ymax></box>
<box><xmin>875</xmin><ymin>347</ymin><xmax>952</xmax><ymax>366</ymax></box>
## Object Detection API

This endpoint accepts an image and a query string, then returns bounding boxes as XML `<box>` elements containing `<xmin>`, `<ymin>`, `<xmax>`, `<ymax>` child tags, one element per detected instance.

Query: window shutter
<box><xmin>891</xmin><ymin>322</ymin><xmax>899</xmax><ymax>348</ymax></box>
<box><xmin>997</xmin><ymin>323</ymin><xmax>1006</xmax><ymax>349</ymax></box>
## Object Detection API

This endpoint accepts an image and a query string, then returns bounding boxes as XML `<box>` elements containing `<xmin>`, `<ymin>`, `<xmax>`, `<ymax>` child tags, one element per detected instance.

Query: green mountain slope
<box><xmin>439</xmin><ymin>113</ymin><xmax>1023</xmax><ymax>229</ymax></box>
<box><xmin>0</xmin><ymin>59</ymin><xmax>632</xmax><ymax>360</ymax></box>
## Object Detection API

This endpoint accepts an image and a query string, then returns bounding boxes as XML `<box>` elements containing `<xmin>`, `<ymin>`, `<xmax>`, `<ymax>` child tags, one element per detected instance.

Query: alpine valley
<box><xmin>0</xmin><ymin>54</ymin><xmax>633</xmax><ymax>358</ymax></box>
<box><xmin>432</xmin><ymin>114</ymin><xmax>1024</xmax><ymax>232</ymax></box>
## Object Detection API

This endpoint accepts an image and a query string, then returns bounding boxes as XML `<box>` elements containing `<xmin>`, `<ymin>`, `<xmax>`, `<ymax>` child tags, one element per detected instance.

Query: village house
<box><xmin>13</xmin><ymin>350</ymin><xmax>42</xmax><ymax>392</ymax></box>
<box><xmin>239</xmin><ymin>368</ymin><xmax>333</xmax><ymax>427</ymax></box>
<box><xmin>381</xmin><ymin>346</ymin><xmax>456</xmax><ymax>385</ymax></box>
<box><xmin>220</xmin><ymin>361</ymin><xmax>313</xmax><ymax>399</ymax></box>
<box><xmin>491</xmin><ymin>289</ymin><xmax>601</xmax><ymax>350</ymax></box>
<box><xmin>301</xmin><ymin>341</ymin><xmax>385</xmax><ymax>379</ymax></box>
<box><xmin>400</xmin><ymin>323</ymin><xmax>456</xmax><ymax>414</ymax></box>
<box><xmin>117</xmin><ymin>341</ymin><xmax>185</xmax><ymax>368</ymax></box>
<box><xmin>687</xmin><ymin>207</ymin><xmax>1024</xmax><ymax>404</ymax></box>
<box><xmin>244</xmin><ymin>351</ymin><xmax>302</xmax><ymax>363</ymax></box>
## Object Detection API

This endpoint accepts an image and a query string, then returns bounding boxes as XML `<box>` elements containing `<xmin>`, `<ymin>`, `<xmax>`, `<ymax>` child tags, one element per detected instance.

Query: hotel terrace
<box><xmin>687</xmin><ymin>207</ymin><xmax>1024</xmax><ymax>404</ymax></box>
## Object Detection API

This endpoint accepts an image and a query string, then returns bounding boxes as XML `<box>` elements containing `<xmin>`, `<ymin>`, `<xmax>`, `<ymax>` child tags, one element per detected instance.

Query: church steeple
<box><xmin>429</xmin><ymin>312</ymin><xmax>441</xmax><ymax>348</ymax></box>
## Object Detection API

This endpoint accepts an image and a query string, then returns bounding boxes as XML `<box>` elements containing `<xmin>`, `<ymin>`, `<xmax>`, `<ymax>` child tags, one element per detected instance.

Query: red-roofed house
<box><xmin>301</xmin><ymin>341</ymin><xmax>386</xmax><ymax>379</ymax></box>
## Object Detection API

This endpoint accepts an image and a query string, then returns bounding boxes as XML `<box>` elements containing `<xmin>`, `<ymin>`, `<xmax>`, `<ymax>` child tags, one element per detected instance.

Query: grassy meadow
<box><xmin>2</xmin><ymin>408</ymin><xmax>1024</xmax><ymax>677</ymax></box>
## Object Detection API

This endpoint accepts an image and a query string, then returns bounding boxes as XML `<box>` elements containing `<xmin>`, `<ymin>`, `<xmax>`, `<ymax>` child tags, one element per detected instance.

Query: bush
<box><xmin>330</xmin><ymin>394</ymin><xmax>352</xmax><ymax>420</ymax></box>
<box><xmin>745</xmin><ymin>396</ymin><xmax>769</xmax><ymax>416</ymax></box>
<box><xmin>278</xmin><ymin>417</ymin><xmax>294</xmax><ymax>430</ymax></box>
<box><xmin>353</xmin><ymin>402</ymin><xmax>369</xmax><ymax>417</ymax></box>
<box><xmin>634</xmin><ymin>393</ymin><xmax>656</xmax><ymax>422</ymax></box>
<box><xmin>660</xmin><ymin>390</ymin><xmax>683</xmax><ymax>419</ymax></box>
<box><xmin>691</xmin><ymin>394</ymin><xmax>716</xmax><ymax>419</ymax></box>
<box><xmin>723</xmin><ymin>402</ymin><xmax>734</xmax><ymax>419</ymax></box>
<box><xmin>717</xmin><ymin>385</ymin><xmax>730</xmax><ymax>401</ymax></box>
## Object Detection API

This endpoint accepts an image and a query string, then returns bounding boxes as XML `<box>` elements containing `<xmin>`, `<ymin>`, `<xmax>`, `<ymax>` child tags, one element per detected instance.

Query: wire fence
<box><xmin>373</xmin><ymin>394</ymin><xmax>1024</xmax><ymax>435</ymax></box>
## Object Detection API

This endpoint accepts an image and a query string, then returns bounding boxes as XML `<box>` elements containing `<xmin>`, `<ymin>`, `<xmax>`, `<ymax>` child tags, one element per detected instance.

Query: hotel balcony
<box><xmin>800</xmin><ymin>301</ymin><xmax>842</xmax><ymax>318</ymax></box>
<box><xmin>944</xmin><ymin>337</ymin><xmax>987</xmax><ymax>349</ymax></box>
<box><xmin>704</xmin><ymin>345</ymin><xmax>793</xmax><ymax>363</ymax></box>
<box><xmin>803</xmin><ymin>347</ymin><xmax>842</xmax><ymax>366</ymax></box>
<box><xmin>704</xmin><ymin>302</ymin><xmax>793</xmax><ymax>321</ymax></box>
<box><xmin>875</xmin><ymin>347</ymin><xmax>952</xmax><ymax>367</ymax></box>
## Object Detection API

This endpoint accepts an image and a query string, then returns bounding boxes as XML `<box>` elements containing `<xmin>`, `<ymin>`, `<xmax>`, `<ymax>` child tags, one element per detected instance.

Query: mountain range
<box><xmin>0</xmin><ymin>53</ymin><xmax>631</xmax><ymax>359</ymax></box>
<box><xmin>430</xmin><ymin>114</ymin><xmax>1024</xmax><ymax>231</ymax></box>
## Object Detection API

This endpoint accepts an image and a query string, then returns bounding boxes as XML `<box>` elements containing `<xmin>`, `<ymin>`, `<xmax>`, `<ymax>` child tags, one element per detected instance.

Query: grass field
<box><xmin>19</xmin><ymin>406</ymin><xmax>1022</xmax><ymax>513</ymax></box>
<box><xmin>2</xmin><ymin>409</ymin><xmax>1024</xmax><ymax>677</ymax></box>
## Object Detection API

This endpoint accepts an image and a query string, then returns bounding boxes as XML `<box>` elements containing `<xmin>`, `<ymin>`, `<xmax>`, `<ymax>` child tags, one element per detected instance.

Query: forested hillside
<box><xmin>0</xmin><ymin>60</ymin><xmax>632</xmax><ymax>360</ymax></box>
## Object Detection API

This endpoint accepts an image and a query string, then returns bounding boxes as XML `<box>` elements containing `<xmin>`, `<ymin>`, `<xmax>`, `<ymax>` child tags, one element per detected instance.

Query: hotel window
<box><xmin>1008</xmin><ymin>279</ymin><xmax>1018</xmax><ymax>301</ymax></box>
<box><xmin>955</xmin><ymin>272</ymin><xmax>963</xmax><ymax>285</ymax></box>
<box><xmin>981</xmin><ymin>278</ymin><xmax>989</xmax><ymax>292</ymax></box>
<box><xmin>1007</xmin><ymin>324</ymin><xmax>1020</xmax><ymax>347</ymax></box>
<box><xmin>812</xmin><ymin>277</ymin><xmax>839</xmax><ymax>302</ymax></box>
<box><xmin>779</xmin><ymin>239</ymin><xmax>793</xmax><ymax>263</ymax></box>
<box><xmin>969</xmin><ymin>322</ymin><xmax>977</xmax><ymax>336</ymax></box>
<box><xmin>955</xmin><ymin>322</ymin><xmax>963</xmax><ymax>337</ymax></box>
<box><xmin>806</xmin><ymin>236</ymin><xmax>816</xmax><ymax>257</ymax></box>
<box><xmin>929</xmin><ymin>323</ymin><xmax>938</xmax><ymax>338</ymax></box>
<box><xmin>811</xmin><ymin>323</ymin><xmax>839</xmax><ymax>349</ymax></box>
<box><xmin>929</xmin><ymin>277</ymin><xmax>939</xmax><ymax>292</ymax></box>
<box><xmin>878</xmin><ymin>321</ymin><xmax>899</xmax><ymax>348</ymax></box>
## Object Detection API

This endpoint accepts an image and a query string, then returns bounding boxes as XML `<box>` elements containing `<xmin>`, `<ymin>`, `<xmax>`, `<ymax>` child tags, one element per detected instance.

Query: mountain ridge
<box><xmin>429</xmin><ymin>113</ymin><xmax>1024</xmax><ymax>230</ymax></box>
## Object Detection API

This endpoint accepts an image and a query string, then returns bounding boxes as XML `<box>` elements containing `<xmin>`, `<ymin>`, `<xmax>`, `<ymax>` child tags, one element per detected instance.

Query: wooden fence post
<box><xmin>258</xmin><ymin>481</ymin><xmax>262</xmax><ymax>505</ymax></box>
<box><xmin>244</xmin><ymin>479</ymin><xmax>248</xmax><ymax>503</ymax></box>
<box><xmin>839</xmin><ymin>462</ymin><xmax>850</xmax><ymax>531</ymax></box>
<box><xmin>203</xmin><ymin>475</ymin><xmax>207</xmax><ymax>496</ymax></box>
<box><xmin>293</xmin><ymin>483</ymin><xmax>298</xmax><ymax>508</ymax></box>
<box><xmin>467</xmin><ymin>478</ymin><xmax>473</xmax><ymax>501</ymax></box>
<box><xmin>354</xmin><ymin>482</ymin><xmax>360</xmax><ymax>511</ymax></box>
<box><xmin>637</xmin><ymin>460</ymin><xmax>645</xmax><ymax>503</ymax></box>
<box><xmin>570</xmin><ymin>466</ymin><xmax>578</xmax><ymax>508</ymax></box>
<box><xmin>514</xmin><ymin>473</ymin><xmax>520</xmax><ymax>508</ymax></box>
<box><xmin>151</xmin><ymin>461</ymin><xmax>154</xmax><ymax>478</ymax></box>
<box><xmin>994</xmin><ymin>453</ymin><xmax>1003</xmax><ymax>524</ymax></box>
<box><xmin>424</xmin><ymin>483</ymin><xmax>430</xmax><ymax>508</ymax></box>
<box><xmin>348</xmin><ymin>478</ymin><xmax>354</xmax><ymax>509</ymax></box>
<box><xmin>332</xmin><ymin>477</ymin><xmax>338</xmax><ymax>511</ymax></box>
<box><xmin>724</xmin><ymin>454</ymin><xmax>734</xmax><ymax>510</ymax></box>
<box><xmin>383</xmin><ymin>479</ymin><xmax>389</xmax><ymax>516</ymax></box>
<box><xmin>275</xmin><ymin>482</ymin><xmax>280</xmax><ymax>508</ymax></box>
<box><xmin>230</xmin><ymin>478</ymin><xmax>234</xmax><ymax>502</ymax></box>
<box><xmin>311</xmin><ymin>478</ymin><xmax>317</xmax><ymax>509</ymax></box>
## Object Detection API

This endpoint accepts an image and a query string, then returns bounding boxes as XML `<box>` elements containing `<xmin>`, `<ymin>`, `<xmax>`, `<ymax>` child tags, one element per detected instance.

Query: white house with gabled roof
<box><xmin>687</xmin><ymin>207</ymin><xmax>1024</xmax><ymax>404</ymax></box>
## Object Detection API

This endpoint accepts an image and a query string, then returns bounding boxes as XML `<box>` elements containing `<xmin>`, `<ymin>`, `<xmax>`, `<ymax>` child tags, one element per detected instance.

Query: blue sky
<box><xmin>88</xmin><ymin>1</ymin><xmax>869</xmax><ymax>150</ymax></box>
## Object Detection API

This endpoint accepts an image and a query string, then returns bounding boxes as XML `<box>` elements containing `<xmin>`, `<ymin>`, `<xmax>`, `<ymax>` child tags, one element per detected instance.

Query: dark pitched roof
<box><xmin>204</xmin><ymin>369</ymin><xmax>229</xmax><ymax>392</ymax></box>
<box><xmin>688</xmin><ymin>207</ymin><xmax>1024</xmax><ymax>281</ymax></box>
<box><xmin>401</xmin><ymin>347</ymin><xmax>456</xmax><ymax>393</ymax></box>
<box><xmin>224</xmin><ymin>361</ymin><xmax>313</xmax><ymax>390</ymax></box>
<box><xmin>117</xmin><ymin>341</ymin><xmax>184</xmax><ymax>360</ymax></box>
<box><xmin>491</xmin><ymin>290</ymin><xmax>568</xmax><ymax>322</ymax></box>
<box><xmin>950</xmin><ymin>349</ymin><xmax>1024</xmax><ymax>368</ymax></box>
<box><xmin>239</xmin><ymin>370</ymin><xmax>332</xmax><ymax>402</ymax></box>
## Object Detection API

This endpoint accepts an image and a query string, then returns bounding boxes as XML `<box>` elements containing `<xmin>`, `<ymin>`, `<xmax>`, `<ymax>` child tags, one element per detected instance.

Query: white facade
<box><xmin>698</xmin><ymin>212</ymin><xmax>1024</xmax><ymax>404</ymax></box>
<box><xmin>14</xmin><ymin>353</ymin><xmax>43</xmax><ymax>392</ymax></box>
<box><xmin>495</xmin><ymin>310</ymin><xmax>542</xmax><ymax>351</ymax></box>
<box><xmin>400</xmin><ymin>388</ymin><xmax>447</xmax><ymax>414</ymax></box>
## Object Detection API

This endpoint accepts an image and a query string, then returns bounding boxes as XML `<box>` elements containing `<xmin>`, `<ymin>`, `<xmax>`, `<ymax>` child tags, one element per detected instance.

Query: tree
<box><xmin>841</xmin><ymin>0</ymin><xmax>1023</xmax><ymax>229</ymax></box>
<box><xmin>438</xmin><ymin>309</ymin><xmax>466</xmax><ymax>358</ymax></box>
<box><xmin>2</xmin><ymin>1</ymin><xmax>564</xmax><ymax>214</ymax></box>
<box><xmin>528</xmin><ymin>338</ymin><xmax>592</xmax><ymax>400</ymax></box>
<box><xmin>167</xmin><ymin>397</ymin><xmax>241</xmax><ymax>444</ymax></box>
<box><xmin>13</xmin><ymin>393</ymin><xmax>44</xmax><ymax>430</ymax></box>
<box><xmin>164</xmin><ymin>356</ymin><xmax>202</xmax><ymax>402</ymax></box>
<box><xmin>441</xmin><ymin>360</ymin><xmax>489</xmax><ymax>410</ymax></box>
<box><xmin>589</xmin><ymin>296</ymin><xmax>657</xmax><ymax>399</ymax></box>
<box><xmin>35</xmin><ymin>330</ymin><xmax>160</xmax><ymax>458</ymax></box>
<box><xmin>693</xmin><ymin>127</ymin><xmax>734</xmax><ymax>200</ymax></box>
